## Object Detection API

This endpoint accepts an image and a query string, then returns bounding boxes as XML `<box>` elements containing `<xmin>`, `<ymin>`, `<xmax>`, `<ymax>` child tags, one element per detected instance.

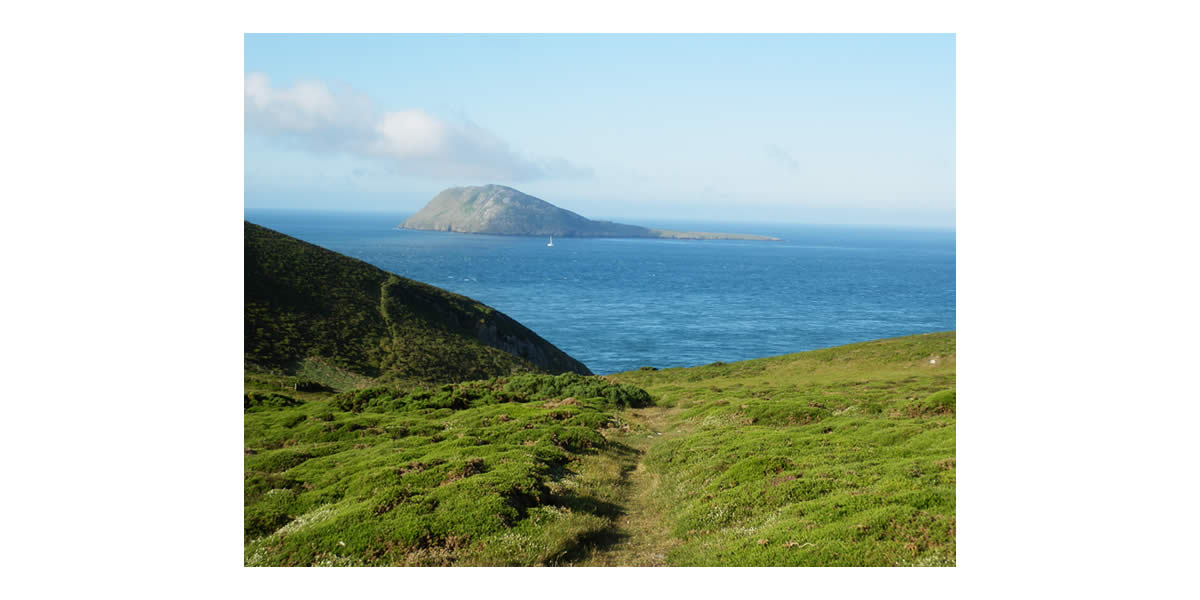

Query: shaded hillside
<box><xmin>244</xmin><ymin>221</ymin><xmax>591</xmax><ymax>386</ymax></box>
<box><xmin>399</xmin><ymin>185</ymin><xmax>779</xmax><ymax>241</ymax></box>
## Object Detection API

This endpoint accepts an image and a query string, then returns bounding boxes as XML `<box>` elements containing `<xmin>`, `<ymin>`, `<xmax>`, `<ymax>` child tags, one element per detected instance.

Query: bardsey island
<box><xmin>399</xmin><ymin>185</ymin><xmax>781</xmax><ymax>241</ymax></box>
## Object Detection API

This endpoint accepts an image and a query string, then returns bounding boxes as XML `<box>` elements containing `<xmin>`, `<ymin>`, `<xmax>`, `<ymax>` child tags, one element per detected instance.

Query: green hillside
<box><xmin>244</xmin><ymin>221</ymin><xmax>590</xmax><ymax>388</ymax></box>
<box><xmin>606</xmin><ymin>331</ymin><xmax>956</xmax><ymax>566</ymax></box>
<box><xmin>244</xmin><ymin>373</ymin><xmax>653</xmax><ymax>566</ymax></box>
<box><xmin>244</xmin><ymin>332</ymin><xmax>955</xmax><ymax>566</ymax></box>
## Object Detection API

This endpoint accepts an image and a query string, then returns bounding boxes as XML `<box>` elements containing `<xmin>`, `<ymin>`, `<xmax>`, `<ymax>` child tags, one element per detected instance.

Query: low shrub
<box><xmin>904</xmin><ymin>389</ymin><xmax>956</xmax><ymax>416</ymax></box>
<box><xmin>293</xmin><ymin>379</ymin><xmax>332</xmax><ymax>392</ymax></box>
<box><xmin>245</xmin><ymin>392</ymin><xmax>302</xmax><ymax>411</ymax></box>
<box><xmin>330</xmin><ymin>374</ymin><xmax>652</xmax><ymax>414</ymax></box>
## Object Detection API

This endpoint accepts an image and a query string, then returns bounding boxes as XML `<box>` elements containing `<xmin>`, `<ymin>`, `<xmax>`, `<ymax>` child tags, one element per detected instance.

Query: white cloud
<box><xmin>371</xmin><ymin>110</ymin><xmax>449</xmax><ymax>158</ymax></box>
<box><xmin>244</xmin><ymin>73</ymin><xmax>588</xmax><ymax>181</ymax></box>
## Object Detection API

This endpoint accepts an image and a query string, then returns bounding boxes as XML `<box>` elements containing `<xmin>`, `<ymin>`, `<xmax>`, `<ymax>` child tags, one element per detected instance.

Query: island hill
<box><xmin>398</xmin><ymin>185</ymin><xmax>781</xmax><ymax>241</ymax></box>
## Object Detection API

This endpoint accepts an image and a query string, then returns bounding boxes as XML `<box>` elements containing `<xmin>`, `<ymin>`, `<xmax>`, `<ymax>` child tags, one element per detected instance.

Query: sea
<box><xmin>244</xmin><ymin>209</ymin><xmax>956</xmax><ymax>375</ymax></box>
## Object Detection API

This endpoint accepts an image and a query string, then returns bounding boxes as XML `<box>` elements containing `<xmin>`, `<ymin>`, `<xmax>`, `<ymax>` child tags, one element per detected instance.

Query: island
<box><xmin>398</xmin><ymin>185</ymin><xmax>781</xmax><ymax>241</ymax></box>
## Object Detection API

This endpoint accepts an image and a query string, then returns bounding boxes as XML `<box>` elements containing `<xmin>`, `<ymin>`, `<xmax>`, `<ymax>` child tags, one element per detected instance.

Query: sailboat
<box><xmin>547</xmin><ymin>235</ymin><xmax>554</xmax><ymax>247</ymax></box>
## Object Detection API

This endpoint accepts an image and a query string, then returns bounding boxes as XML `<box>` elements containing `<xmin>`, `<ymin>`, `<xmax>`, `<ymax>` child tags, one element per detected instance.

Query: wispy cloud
<box><xmin>765</xmin><ymin>144</ymin><xmax>800</xmax><ymax>170</ymax></box>
<box><xmin>245</xmin><ymin>73</ymin><xmax>589</xmax><ymax>181</ymax></box>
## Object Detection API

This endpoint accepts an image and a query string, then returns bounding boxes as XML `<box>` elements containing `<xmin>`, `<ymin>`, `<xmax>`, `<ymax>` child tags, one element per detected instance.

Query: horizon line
<box><xmin>244</xmin><ymin>206</ymin><xmax>956</xmax><ymax>232</ymax></box>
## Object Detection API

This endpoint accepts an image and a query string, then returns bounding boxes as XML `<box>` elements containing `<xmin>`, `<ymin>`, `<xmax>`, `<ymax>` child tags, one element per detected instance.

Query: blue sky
<box><xmin>245</xmin><ymin>34</ymin><xmax>954</xmax><ymax>227</ymax></box>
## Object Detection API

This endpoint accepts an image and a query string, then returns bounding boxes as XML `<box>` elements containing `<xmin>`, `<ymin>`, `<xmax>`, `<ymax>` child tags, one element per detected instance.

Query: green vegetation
<box><xmin>607</xmin><ymin>331</ymin><xmax>956</xmax><ymax>566</ymax></box>
<box><xmin>245</xmin><ymin>221</ymin><xmax>590</xmax><ymax>389</ymax></box>
<box><xmin>244</xmin><ymin>332</ymin><xmax>954</xmax><ymax>567</ymax></box>
<box><xmin>244</xmin><ymin>374</ymin><xmax>650</xmax><ymax>566</ymax></box>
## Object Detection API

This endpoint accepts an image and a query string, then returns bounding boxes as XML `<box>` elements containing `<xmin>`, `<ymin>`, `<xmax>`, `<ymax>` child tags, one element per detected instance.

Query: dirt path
<box><xmin>569</xmin><ymin>406</ymin><xmax>682</xmax><ymax>567</ymax></box>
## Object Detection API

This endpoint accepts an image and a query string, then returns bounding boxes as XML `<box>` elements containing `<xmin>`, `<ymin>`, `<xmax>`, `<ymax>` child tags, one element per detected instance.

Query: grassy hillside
<box><xmin>244</xmin><ymin>332</ymin><xmax>955</xmax><ymax>566</ymax></box>
<box><xmin>245</xmin><ymin>221</ymin><xmax>590</xmax><ymax>388</ymax></box>
<box><xmin>606</xmin><ymin>331</ymin><xmax>956</xmax><ymax>566</ymax></box>
<box><xmin>244</xmin><ymin>373</ymin><xmax>652</xmax><ymax>566</ymax></box>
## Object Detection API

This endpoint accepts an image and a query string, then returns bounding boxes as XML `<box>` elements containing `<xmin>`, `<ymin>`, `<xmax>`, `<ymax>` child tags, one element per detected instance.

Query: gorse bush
<box><xmin>331</xmin><ymin>387</ymin><xmax>396</xmax><ymax>413</ymax></box>
<box><xmin>498</xmin><ymin>373</ymin><xmax>652</xmax><ymax>408</ymax></box>
<box><xmin>908</xmin><ymin>388</ymin><xmax>955</xmax><ymax>415</ymax></box>
<box><xmin>293</xmin><ymin>379</ymin><xmax>331</xmax><ymax>392</ymax></box>
<box><xmin>330</xmin><ymin>373</ymin><xmax>652</xmax><ymax>414</ymax></box>
<box><xmin>244</xmin><ymin>392</ymin><xmax>302</xmax><ymax>411</ymax></box>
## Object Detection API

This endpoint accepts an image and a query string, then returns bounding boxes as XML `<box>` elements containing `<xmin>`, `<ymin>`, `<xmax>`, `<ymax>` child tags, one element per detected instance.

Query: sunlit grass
<box><xmin>244</xmin><ymin>333</ymin><xmax>955</xmax><ymax>566</ymax></box>
<box><xmin>608</xmin><ymin>331</ymin><xmax>956</xmax><ymax>566</ymax></box>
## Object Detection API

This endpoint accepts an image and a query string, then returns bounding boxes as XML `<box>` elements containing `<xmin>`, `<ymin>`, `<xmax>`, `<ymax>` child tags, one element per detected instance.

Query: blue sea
<box><xmin>245</xmin><ymin>209</ymin><xmax>956</xmax><ymax>375</ymax></box>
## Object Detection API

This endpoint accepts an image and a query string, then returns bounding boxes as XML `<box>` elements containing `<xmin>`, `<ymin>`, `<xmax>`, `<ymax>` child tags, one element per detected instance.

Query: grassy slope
<box><xmin>244</xmin><ymin>333</ymin><xmax>955</xmax><ymax>567</ymax></box>
<box><xmin>606</xmin><ymin>331</ymin><xmax>956</xmax><ymax>566</ymax></box>
<box><xmin>245</xmin><ymin>221</ymin><xmax>590</xmax><ymax>388</ymax></box>
<box><xmin>244</xmin><ymin>374</ymin><xmax>652</xmax><ymax>566</ymax></box>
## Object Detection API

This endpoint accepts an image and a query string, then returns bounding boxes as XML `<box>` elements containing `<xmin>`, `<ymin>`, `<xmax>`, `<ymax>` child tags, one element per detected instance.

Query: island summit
<box><xmin>399</xmin><ymin>185</ymin><xmax>780</xmax><ymax>241</ymax></box>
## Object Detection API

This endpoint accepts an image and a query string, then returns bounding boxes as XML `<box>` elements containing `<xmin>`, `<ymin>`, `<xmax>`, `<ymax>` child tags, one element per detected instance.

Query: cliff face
<box><xmin>399</xmin><ymin>185</ymin><xmax>780</xmax><ymax>241</ymax></box>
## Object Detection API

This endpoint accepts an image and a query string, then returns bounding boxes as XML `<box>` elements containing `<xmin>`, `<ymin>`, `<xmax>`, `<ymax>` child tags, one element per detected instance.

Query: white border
<box><xmin>6</xmin><ymin>1</ymin><xmax>1198</xmax><ymax>598</ymax></box>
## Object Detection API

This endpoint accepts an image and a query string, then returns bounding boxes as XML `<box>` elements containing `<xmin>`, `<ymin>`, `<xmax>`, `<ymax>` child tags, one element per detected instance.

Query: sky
<box><xmin>245</xmin><ymin>34</ymin><xmax>955</xmax><ymax>228</ymax></box>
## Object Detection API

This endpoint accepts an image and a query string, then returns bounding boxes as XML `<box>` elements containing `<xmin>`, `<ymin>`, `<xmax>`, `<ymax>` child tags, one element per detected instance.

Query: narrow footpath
<box><xmin>569</xmin><ymin>406</ymin><xmax>682</xmax><ymax>567</ymax></box>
